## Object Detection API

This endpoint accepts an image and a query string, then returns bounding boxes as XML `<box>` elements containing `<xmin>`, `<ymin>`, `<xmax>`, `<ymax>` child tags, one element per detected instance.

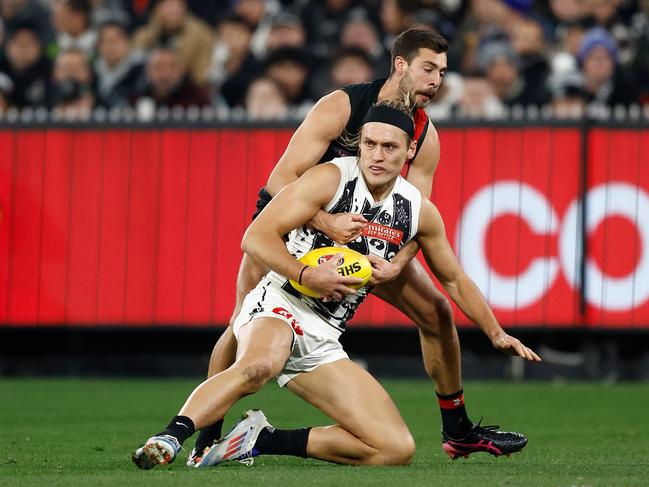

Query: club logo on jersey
<box><xmin>361</xmin><ymin>223</ymin><xmax>404</xmax><ymax>245</ymax></box>
<box><xmin>272</xmin><ymin>307</ymin><xmax>303</xmax><ymax>335</ymax></box>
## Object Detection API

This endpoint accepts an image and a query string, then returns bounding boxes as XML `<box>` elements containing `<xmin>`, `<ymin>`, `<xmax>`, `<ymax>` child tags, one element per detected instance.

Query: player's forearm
<box><xmin>443</xmin><ymin>273</ymin><xmax>503</xmax><ymax>340</ymax></box>
<box><xmin>308</xmin><ymin>210</ymin><xmax>331</xmax><ymax>233</ymax></box>
<box><xmin>391</xmin><ymin>239</ymin><xmax>420</xmax><ymax>271</ymax></box>
<box><xmin>241</xmin><ymin>230</ymin><xmax>303</xmax><ymax>282</ymax></box>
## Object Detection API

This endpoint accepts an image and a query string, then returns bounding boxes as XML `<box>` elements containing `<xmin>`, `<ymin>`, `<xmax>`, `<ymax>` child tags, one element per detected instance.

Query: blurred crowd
<box><xmin>0</xmin><ymin>0</ymin><xmax>648</xmax><ymax>120</ymax></box>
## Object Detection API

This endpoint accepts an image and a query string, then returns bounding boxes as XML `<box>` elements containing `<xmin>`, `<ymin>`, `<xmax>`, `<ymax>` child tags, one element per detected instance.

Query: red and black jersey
<box><xmin>252</xmin><ymin>79</ymin><xmax>430</xmax><ymax>220</ymax></box>
<box><xmin>319</xmin><ymin>78</ymin><xmax>430</xmax><ymax>170</ymax></box>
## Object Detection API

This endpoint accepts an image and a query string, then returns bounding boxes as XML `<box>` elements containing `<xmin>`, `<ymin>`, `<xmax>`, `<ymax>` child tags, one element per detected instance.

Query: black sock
<box><xmin>437</xmin><ymin>389</ymin><xmax>472</xmax><ymax>439</ymax></box>
<box><xmin>194</xmin><ymin>419</ymin><xmax>224</xmax><ymax>451</ymax></box>
<box><xmin>254</xmin><ymin>427</ymin><xmax>311</xmax><ymax>458</ymax></box>
<box><xmin>157</xmin><ymin>415</ymin><xmax>195</xmax><ymax>445</ymax></box>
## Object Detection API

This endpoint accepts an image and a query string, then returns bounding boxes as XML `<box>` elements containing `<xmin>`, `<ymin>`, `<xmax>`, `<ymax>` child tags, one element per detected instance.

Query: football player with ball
<box><xmin>133</xmin><ymin>100</ymin><xmax>541</xmax><ymax>470</ymax></box>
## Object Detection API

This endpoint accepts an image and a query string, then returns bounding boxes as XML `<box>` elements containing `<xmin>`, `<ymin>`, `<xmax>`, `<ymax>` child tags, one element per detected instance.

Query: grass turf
<box><xmin>1</xmin><ymin>379</ymin><xmax>648</xmax><ymax>486</ymax></box>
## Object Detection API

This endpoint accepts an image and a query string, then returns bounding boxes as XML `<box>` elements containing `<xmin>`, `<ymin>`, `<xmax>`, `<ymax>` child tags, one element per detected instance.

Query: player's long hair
<box><xmin>339</xmin><ymin>98</ymin><xmax>414</xmax><ymax>152</ymax></box>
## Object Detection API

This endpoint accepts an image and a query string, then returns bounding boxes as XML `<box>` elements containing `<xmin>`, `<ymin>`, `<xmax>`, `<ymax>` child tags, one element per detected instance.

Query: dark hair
<box><xmin>390</xmin><ymin>29</ymin><xmax>448</xmax><ymax>75</ymax></box>
<box><xmin>331</xmin><ymin>46</ymin><xmax>372</xmax><ymax>69</ymax></box>
<box><xmin>345</xmin><ymin>99</ymin><xmax>413</xmax><ymax>149</ymax></box>
<box><xmin>61</xmin><ymin>0</ymin><xmax>91</xmax><ymax>16</ymax></box>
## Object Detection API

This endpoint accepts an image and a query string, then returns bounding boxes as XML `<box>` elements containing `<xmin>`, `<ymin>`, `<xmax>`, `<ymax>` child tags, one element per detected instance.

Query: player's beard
<box><xmin>399</xmin><ymin>70</ymin><xmax>437</xmax><ymax>109</ymax></box>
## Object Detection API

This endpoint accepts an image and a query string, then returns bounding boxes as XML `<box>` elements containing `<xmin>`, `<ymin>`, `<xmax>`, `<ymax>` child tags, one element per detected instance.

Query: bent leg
<box><xmin>180</xmin><ymin>317</ymin><xmax>292</xmax><ymax>430</ymax></box>
<box><xmin>287</xmin><ymin>359</ymin><xmax>415</xmax><ymax>466</ymax></box>
<box><xmin>208</xmin><ymin>253</ymin><xmax>269</xmax><ymax>377</ymax></box>
<box><xmin>372</xmin><ymin>258</ymin><xmax>461</xmax><ymax>394</ymax></box>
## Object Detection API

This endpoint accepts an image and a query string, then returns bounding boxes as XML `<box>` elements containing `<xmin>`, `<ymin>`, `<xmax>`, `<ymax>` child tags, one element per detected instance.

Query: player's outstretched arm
<box><xmin>416</xmin><ymin>201</ymin><xmax>541</xmax><ymax>362</ymax></box>
<box><xmin>242</xmin><ymin>164</ymin><xmax>362</xmax><ymax>300</ymax></box>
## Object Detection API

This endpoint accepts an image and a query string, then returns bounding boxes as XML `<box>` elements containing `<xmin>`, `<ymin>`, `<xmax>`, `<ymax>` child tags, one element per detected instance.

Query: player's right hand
<box><xmin>301</xmin><ymin>253</ymin><xmax>363</xmax><ymax>301</ymax></box>
<box><xmin>318</xmin><ymin>213</ymin><xmax>367</xmax><ymax>244</ymax></box>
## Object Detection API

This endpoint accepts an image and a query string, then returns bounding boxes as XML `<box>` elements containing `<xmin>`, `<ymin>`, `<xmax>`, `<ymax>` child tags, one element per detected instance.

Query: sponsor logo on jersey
<box><xmin>361</xmin><ymin>223</ymin><xmax>404</xmax><ymax>245</ymax></box>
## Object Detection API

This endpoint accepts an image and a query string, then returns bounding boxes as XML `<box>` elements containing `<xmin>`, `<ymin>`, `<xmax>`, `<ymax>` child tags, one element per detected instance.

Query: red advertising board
<box><xmin>0</xmin><ymin>126</ymin><xmax>647</xmax><ymax>328</ymax></box>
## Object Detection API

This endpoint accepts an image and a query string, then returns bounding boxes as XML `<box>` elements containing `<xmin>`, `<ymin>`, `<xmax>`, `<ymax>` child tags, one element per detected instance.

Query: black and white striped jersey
<box><xmin>268</xmin><ymin>156</ymin><xmax>422</xmax><ymax>332</ymax></box>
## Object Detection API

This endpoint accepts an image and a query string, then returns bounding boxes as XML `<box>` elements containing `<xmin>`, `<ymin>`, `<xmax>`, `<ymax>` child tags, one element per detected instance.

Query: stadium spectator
<box><xmin>300</xmin><ymin>0</ymin><xmax>374</xmax><ymax>60</ymax></box>
<box><xmin>265</xmin><ymin>12</ymin><xmax>306</xmax><ymax>54</ymax></box>
<box><xmin>237</xmin><ymin>0</ymin><xmax>282</xmax><ymax>59</ymax></box>
<box><xmin>0</xmin><ymin>71</ymin><xmax>13</xmax><ymax>111</ymax></box>
<box><xmin>549</xmin><ymin>69</ymin><xmax>588</xmax><ymax>118</ymax></box>
<box><xmin>263</xmin><ymin>47</ymin><xmax>313</xmax><ymax>108</ymax></box>
<box><xmin>211</xmin><ymin>12</ymin><xmax>254</xmax><ymax>85</ymax></box>
<box><xmin>479</xmin><ymin>40</ymin><xmax>550</xmax><ymax>107</ymax></box>
<box><xmin>586</xmin><ymin>0</ymin><xmax>634</xmax><ymax>65</ymax></box>
<box><xmin>244</xmin><ymin>75</ymin><xmax>288</xmax><ymax>119</ymax></box>
<box><xmin>51</xmin><ymin>0</ymin><xmax>96</xmax><ymax>56</ymax></box>
<box><xmin>309</xmin><ymin>44</ymin><xmax>374</xmax><ymax>99</ymax></box>
<box><xmin>132</xmin><ymin>0</ymin><xmax>213</xmax><ymax>85</ymax></box>
<box><xmin>510</xmin><ymin>18</ymin><xmax>552</xmax><ymax>102</ymax></box>
<box><xmin>0</xmin><ymin>0</ymin><xmax>53</xmax><ymax>45</ymax></box>
<box><xmin>209</xmin><ymin>12</ymin><xmax>260</xmax><ymax>108</ymax></box>
<box><xmin>454</xmin><ymin>75</ymin><xmax>506</xmax><ymax>118</ymax></box>
<box><xmin>424</xmin><ymin>70</ymin><xmax>465</xmax><ymax>119</ymax></box>
<box><xmin>329</xmin><ymin>46</ymin><xmax>374</xmax><ymax>88</ymax></box>
<box><xmin>0</xmin><ymin>21</ymin><xmax>51</xmax><ymax>108</ymax></box>
<box><xmin>577</xmin><ymin>26</ymin><xmax>639</xmax><ymax>106</ymax></box>
<box><xmin>447</xmin><ymin>0</ymin><xmax>521</xmax><ymax>74</ymax></box>
<box><xmin>91</xmin><ymin>1</ymin><xmax>132</xmax><ymax>31</ymax></box>
<box><xmin>339</xmin><ymin>15</ymin><xmax>390</xmax><ymax>76</ymax></box>
<box><xmin>630</xmin><ymin>0</ymin><xmax>649</xmax><ymax>104</ymax></box>
<box><xmin>94</xmin><ymin>20</ymin><xmax>145</xmax><ymax>108</ymax></box>
<box><xmin>50</xmin><ymin>48</ymin><xmax>95</xmax><ymax>118</ymax></box>
<box><xmin>380</xmin><ymin>0</ymin><xmax>421</xmax><ymax>46</ymax></box>
<box><xmin>133</xmin><ymin>45</ymin><xmax>209</xmax><ymax>111</ymax></box>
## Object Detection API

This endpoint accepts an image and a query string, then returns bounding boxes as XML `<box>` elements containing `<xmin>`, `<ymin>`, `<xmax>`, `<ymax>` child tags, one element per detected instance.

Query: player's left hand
<box><xmin>491</xmin><ymin>332</ymin><xmax>542</xmax><ymax>361</ymax></box>
<box><xmin>366</xmin><ymin>254</ymin><xmax>402</xmax><ymax>285</ymax></box>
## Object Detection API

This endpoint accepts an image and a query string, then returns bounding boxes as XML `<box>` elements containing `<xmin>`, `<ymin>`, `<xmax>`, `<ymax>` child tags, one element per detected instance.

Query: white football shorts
<box><xmin>232</xmin><ymin>276</ymin><xmax>349</xmax><ymax>387</ymax></box>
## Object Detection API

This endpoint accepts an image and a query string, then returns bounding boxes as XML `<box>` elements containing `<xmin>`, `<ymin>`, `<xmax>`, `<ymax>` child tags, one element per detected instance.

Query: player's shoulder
<box><xmin>322</xmin><ymin>156</ymin><xmax>359</xmax><ymax>177</ymax></box>
<box><xmin>395</xmin><ymin>174</ymin><xmax>423</xmax><ymax>196</ymax></box>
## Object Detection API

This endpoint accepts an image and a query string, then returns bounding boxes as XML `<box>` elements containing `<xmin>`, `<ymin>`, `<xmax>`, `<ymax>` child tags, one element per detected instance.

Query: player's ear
<box><xmin>394</xmin><ymin>55</ymin><xmax>408</xmax><ymax>75</ymax></box>
<box><xmin>407</xmin><ymin>138</ymin><xmax>417</xmax><ymax>159</ymax></box>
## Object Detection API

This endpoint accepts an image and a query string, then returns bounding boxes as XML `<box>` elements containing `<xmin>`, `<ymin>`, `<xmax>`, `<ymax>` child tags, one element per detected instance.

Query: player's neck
<box><xmin>362</xmin><ymin>174</ymin><xmax>397</xmax><ymax>203</ymax></box>
<box><xmin>377</xmin><ymin>77</ymin><xmax>402</xmax><ymax>103</ymax></box>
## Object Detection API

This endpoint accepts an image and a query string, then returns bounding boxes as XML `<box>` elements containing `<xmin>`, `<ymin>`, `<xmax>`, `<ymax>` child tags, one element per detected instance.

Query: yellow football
<box><xmin>289</xmin><ymin>246</ymin><xmax>373</xmax><ymax>298</ymax></box>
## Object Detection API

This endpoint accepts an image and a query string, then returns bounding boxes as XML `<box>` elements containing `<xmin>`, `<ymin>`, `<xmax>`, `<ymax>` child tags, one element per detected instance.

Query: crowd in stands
<box><xmin>0</xmin><ymin>0</ymin><xmax>648</xmax><ymax>120</ymax></box>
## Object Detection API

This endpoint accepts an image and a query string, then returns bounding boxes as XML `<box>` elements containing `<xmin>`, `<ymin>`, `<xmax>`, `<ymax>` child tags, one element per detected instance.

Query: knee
<box><xmin>417</xmin><ymin>295</ymin><xmax>453</xmax><ymax>335</ymax></box>
<box><xmin>375</xmin><ymin>431</ymin><xmax>416</xmax><ymax>466</ymax></box>
<box><xmin>237</xmin><ymin>359</ymin><xmax>275</xmax><ymax>394</ymax></box>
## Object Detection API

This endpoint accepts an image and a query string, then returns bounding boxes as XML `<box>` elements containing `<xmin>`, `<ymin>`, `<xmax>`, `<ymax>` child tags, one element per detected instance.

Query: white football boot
<box><xmin>132</xmin><ymin>434</ymin><xmax>181</xmax><ymax>470</ymax></box>
<box><xmin>195</xmin><ymin>409</ymin><xmax>272</xmax><ymax>468</ymax></box>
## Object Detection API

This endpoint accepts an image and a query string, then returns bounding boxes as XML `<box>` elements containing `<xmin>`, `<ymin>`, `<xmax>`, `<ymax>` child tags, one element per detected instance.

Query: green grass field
<box><xmin>1</xmin><ymin>378</ymin><xmax>648</xmax><ymax>486</ymax></box>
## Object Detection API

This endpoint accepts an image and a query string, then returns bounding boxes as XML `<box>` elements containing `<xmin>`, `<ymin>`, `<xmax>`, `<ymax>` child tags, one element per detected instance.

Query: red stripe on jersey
<box><xmin>402</xmin><ymin>108</ymin><xmax>429</xmax><ymax>178</ymax></box>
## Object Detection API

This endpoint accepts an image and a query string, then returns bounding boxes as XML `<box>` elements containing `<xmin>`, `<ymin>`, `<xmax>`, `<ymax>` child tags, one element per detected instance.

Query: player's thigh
<box><xmin>372</xmin><ymin>258</ymin><xmax>449</xmax><ymax>326</ymax></box>
<box><xmin>234</xmin><ymin>317</ymin><xmax>294</xmax><ymax>378</ymax></box>
<box><xmin>286</xmin><ymin>359</ymin><xmax>412</xmax><ymax>449</ymax></box>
